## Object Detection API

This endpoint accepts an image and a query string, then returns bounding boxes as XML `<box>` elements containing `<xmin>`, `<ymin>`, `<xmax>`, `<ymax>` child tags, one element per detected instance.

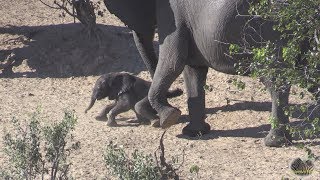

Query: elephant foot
<box><xmin>159</xmin><ymin>107</ymin><xmax>181</xmax><ymax>129</ymax></box>
<box><xmin>152</xmin><ymin>119</ymin><xmax>161</xmax><ymax>128</ymax></box>
<box><xmin>127</xmin><ymin>119</ymin><xmax>140</xmax><ymax>123</ymax></box>
<box><xmin>264</xmin><ymin>127</ymin><xmax>292</xmax><ymax>147</ymax></box>
<box><xmin>95</xmin><ymin>115</ymin><xmax>107</xmax><ymax>121</ymax></box>
<box><xmin>0</xmin><ymin>67</ymin><xmax>14</xmax><ymax>77</ymax></box>
<box><xmin>128</xmin><ymin>118</ymin><xmax>151</xmax><ymax>125</ymax></box>
<box><xmin>107</xmin><ymin>120</ymin><xmax>118</xmax><ymax>127</ymax></box>
<box><xmin>182</xmin><ymin>122</ymin><xmax>211</xmax><ymax>137</ymax></box>
<box><xmin>139</xmin><ymin>119</ymin><xmax>151</xmax><ymax>125</ymax></box>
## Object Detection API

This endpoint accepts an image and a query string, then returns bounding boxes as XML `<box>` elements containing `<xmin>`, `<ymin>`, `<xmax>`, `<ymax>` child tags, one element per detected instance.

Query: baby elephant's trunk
<box><xmin>85</xmin><ymin>97</ymin><xmax>96</xmax><ymax>113</ymax></box>
<box><xmin>166</xmin><ymin>88</ymin><xmax>183</xmax><ymax>98</ymax></box>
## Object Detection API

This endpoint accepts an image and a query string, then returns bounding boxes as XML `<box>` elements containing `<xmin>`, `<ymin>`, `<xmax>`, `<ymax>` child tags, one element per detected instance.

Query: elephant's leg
<box><xmin>107</xmin><ymin>95</ymin><xmax>133</xmax><ymax>127</ymax></box>
<box><xmin>182</xmin><ymin>65</ymin><xmax>211</xmax><ymax>137</ymax></box>
<box><xmin>133</xmin><ymin>31</ymin><xmax>158</xmax><ymax>77</ymax></box>
<box><xmin>148</xmin><ymin>30</ymin><xmax>188</xmax><ymax>129</ymax></box>
<box><xmin>308</xmin><ymin>85</ymin><xmax>320</xmax><ymax>101</ymax></box>
<box><xmin>95</xmin><ymin>103</ymin><xmax>116</xmax><ymax>121</ymax></box>
<box><xmin>134</xmin><ymin>96</ymin><xmax>160</xmax><ymax>128</ymax></box>
<box><xmin>134</xmin><ymin>97</ymin><xmax>159</xmax><ymax>125</ymax></box>
<box><xmin>264</xmin><ymin>85</ymin><xmax>292</xmax><ymax>147</ymax></box>
<box><xmin>131</xmin><ymin>111</ymin><xmax>151</xmax><ymax>125</ymax></box>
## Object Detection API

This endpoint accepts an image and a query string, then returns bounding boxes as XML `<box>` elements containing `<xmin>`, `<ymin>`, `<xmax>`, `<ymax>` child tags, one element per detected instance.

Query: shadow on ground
<box><xmin>206</xmin><ymin>101</ymin><xmax>272</xmax><ymax>114</ymax></box>
<box><xmin>206</xmin><ymin>101</ymin><xmax>319</xmax><ymax>120</ymax></box>
<box><xmin>0</xmin><ymin>23</ymin><xmax>155</xmax><ymax>78</ymax></box>
<box><xmin>176</xmin><ymin>122</ymin><xmax>270</xmax><ymax>140</ymax></box>
<box><xmin>177</xmin><ymin>121</ymin><xmax>319</xmax><ymax>142</ymax></box>
<box><xmin>176</xmin><ymin>101</ymin><xmax>320</xmax><ymax>140</ymax></box>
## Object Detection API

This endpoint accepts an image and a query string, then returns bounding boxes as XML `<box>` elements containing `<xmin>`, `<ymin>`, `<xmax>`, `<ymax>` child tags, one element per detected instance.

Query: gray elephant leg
<box><xmin>135</xmin><ymin>97</ymin><xmax>158</xmax><ymax>119</ymax></box>
<box><xmin>148</xmin><ymin>29</ymin><xmax>188</xmax><ymax>128</ymax></box>
<box><xmin>131</xmin><ymin>111</ymin><xmax>152</xmax><ymax>125</ymax></box>
<box><xmin>308</xmin><ymin>85</ymin><xmax>320</xmax><ymax>101</ymax></box>
<box><xmin>107</xmin><ymin>95</ymin><xmax>133</xmax><ymax>126</ymax></box>
<box><xmin>264</xmin><ymin>84</ymin><xmax>292</xmax><ymax>147</ymax></box>
<box><xmin>95</xmin><ymin>103</ymin><xmax>116</xmax><ymax>121</ymax></box>
<box><xmin>134</xmin><ymin>97</ymin><xmax>160</xmax><ymax>127</ymax></box>
<box><xmin>133</xmin><ymin>31</ymin><xmax>158</xmax><ymax>77</ymax></box>
<box><xmin>182</xmin><ymin>65</ymin><xmax>211</xmax><ymax>137</ymax></box>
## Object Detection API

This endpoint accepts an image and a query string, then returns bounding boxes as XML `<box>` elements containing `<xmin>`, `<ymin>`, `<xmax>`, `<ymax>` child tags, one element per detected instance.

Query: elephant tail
<box><xmin>166</xmin><ymin>88</ymin><xmax>183</xmax><ymax>98</ymax></box>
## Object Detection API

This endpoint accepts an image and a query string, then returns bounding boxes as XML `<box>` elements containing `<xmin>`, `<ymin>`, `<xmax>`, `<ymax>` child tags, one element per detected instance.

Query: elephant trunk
<box><xmin>85</xmin><ymin>97</ymin><xmax>96</xmax><ymax>113</ymax></box>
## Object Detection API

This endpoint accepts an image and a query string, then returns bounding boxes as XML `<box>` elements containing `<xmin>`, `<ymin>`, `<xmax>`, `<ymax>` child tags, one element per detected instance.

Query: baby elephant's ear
<box><xmin>119</xmin><ymin>73</ymin><xmax>136</xmax><ymax>95</ymax></box>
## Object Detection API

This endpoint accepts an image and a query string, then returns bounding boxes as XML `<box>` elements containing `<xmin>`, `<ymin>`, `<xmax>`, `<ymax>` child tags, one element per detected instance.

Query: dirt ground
<box><xmin>1</xmin><ymin>0</ymin><xmax>319</xmax><ymax>179</ymax></box>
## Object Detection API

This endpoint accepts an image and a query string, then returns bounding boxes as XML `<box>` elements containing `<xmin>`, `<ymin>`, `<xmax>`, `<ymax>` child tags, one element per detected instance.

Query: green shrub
<box><xmin>1</xmin><ymin>110</ymin><xmax>80</xmax><ymax>180</ymax></box>
<box><xmin>104</xmin><ymin>131</ymin><xmax>181</xmax><ymax>180</ymax></box>
<box><xmin>228</xmin><ymin>0</ymin><xmax>320</xmax><ymax>140</ymax></box>
<box><xmin>104</xmin><ymin>142</ymin><xmax>161</xmax><ymax>180</ymax></box>
<box><xmin>251</xmin><ymin>0</ymin><xmax>320</xmax><ymax>140</ymax></box>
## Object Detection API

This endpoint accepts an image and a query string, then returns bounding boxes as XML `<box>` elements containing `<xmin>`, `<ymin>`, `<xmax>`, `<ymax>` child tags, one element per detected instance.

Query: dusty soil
<box><xmin>0</xmin><ymin>0</ymin><xmax>319</xmax><ymax>179</ymax></box>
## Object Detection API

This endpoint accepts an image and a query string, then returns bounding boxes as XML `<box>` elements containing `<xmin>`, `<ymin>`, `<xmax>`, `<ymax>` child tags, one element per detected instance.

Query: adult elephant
<box><xmin>147</xmin><ymin>0</ymin><xmax>298</xmax><ymax>147</ymax></box>
<box><xmin>104</xmin><ymin>0</ymin><xmax>158</xmax><ymax>77</ymax></box>
<box><xmin>104</xmin><ymin>0</ymin><xmax>310</xmax><ymax>147</ymax></box>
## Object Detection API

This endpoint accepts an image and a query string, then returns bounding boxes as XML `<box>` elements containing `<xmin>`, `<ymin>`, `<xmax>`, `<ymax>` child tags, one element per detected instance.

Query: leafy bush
<box><xmin>104</xmin><ymin>131</ymin><xmax>180</xmax><ymax>180</ymax></box>
<box><xmin>229</xmin><ymin>0</ymin><xmax>320</xmax><ymax>140</ymax></box>
<box><xmin>104</xmin><ymin>142</ymin><xmax>161</xmax><ymax>180</ymax></box>
<box><xmin>251</xmin><ymin>0</ymin><xmax>320</xmax><ymax>139</ymax></box>
<box><xmin>248</xmin><ymin>0</ymin><xmax>319</xmax><ymax>93</ymax></box>
<box><xmin>1</xmin><ymin>110</ymin><xmax>80</xmax><ymax>180</ymax></box>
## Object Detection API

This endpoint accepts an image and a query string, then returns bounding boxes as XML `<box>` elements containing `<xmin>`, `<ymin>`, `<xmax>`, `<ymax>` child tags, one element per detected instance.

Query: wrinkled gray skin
<box><xmin>104</xmin><ymin>0</ymin><xmax>158</xmax><ymax>78</ymax></box>
<box><xmin>85</xmin><ymin>72</ymin><xmax>183</xmax><ymax>127</ymax></box>
<box><xmin>148</xmin><ymin>0</ymin><xmax>292</xmax><ymax>147</ymax></box>
<box><xmin>104</xmin><ymin>0</ymin><xmax>318</xmax><ymax>147</ymax></box>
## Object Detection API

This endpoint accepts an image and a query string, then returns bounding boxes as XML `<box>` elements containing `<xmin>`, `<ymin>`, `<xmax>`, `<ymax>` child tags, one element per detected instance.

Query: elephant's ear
<box><xmin>103</xmin><ymin>0</ymin><xmax>156</xmax><ymax>34</ymax></box>
<box><xmin>108</xmin><ymin>73</ymin><xmax>136</xmax><ymax>99</ymax></box>
<box><xmin>118</xmin><ymin>73</ymin><xmax>136</xmax><ymax>96</ymax></box>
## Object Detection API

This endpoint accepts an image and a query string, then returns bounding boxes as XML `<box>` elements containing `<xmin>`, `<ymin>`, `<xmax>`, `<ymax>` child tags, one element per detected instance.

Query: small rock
<box><xmin>28</xmin><ymin>93</ymin><xmax>35</xmax><ymax>96</ymax></box>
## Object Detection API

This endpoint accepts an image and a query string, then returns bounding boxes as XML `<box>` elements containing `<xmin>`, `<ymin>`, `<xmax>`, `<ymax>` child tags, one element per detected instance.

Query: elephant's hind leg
<box><xmin>95</xmin><ymin>103</ymin><xmax>116</xmax><ymax>121</ymax></box>
<box><xmin>263</xmin><ymin>83</ymin><xmax>292</xmax><ymax>147</ymax></box>
<box><xmin>182</xmin><ymin>65</ymin><xmax>211</xmax><ymax>137</ymax></box>
<box><xmin>148</xmin><ymin>29</ymin><xmax>188</xmax><ymax>129</ymax></box>
<box><xmin>133</xmin><ymin>31</ymin><xmax>158</xmax><ymax>78</ymax></box>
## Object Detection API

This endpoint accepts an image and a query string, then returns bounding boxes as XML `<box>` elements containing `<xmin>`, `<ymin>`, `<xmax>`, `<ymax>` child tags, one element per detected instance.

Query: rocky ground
<box><xmin>0</xmin><ymin>0</ymin><xmax>319</xmax><ymax>179</ymax></box>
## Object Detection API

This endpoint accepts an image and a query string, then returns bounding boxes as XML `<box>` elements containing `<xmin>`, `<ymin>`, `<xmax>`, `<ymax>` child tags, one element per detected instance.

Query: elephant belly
<box><xmin>185</xmin><ymin>0</ymin><xmax>248</xmax><ymax>75</ymax></box>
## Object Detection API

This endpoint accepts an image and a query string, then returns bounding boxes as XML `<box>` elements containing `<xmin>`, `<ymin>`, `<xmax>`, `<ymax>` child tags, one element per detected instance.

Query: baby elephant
<box><xmin>85</xmin><ymin>72</ymin><xmax>183</xmax><ymax>126</ymax></box>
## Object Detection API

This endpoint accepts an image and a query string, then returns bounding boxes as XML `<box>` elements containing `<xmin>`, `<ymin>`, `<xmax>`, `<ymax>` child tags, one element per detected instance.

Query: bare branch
<box><xmin>159</xmin><ymin>130</ymin><xmax>167</xmax><ymax>168</ymax></box>
<box><xmin>158</xmin><ymin>130</ymin><xmax>179</xmax><ymax>180</ymax></box>
<box><xmin>53</xmin><ymin>1</ymin><xmax>77</xmax><ymax>18</ymax></box>
<box><xmin>314</xmin><ymin>29</ymin><xmax>320</xmax><ymax>45</ymax></box>
<box><xmin>39</xmin><ymin>0</ymin><xmax>61</xmax><ymax>9</ymax></box>
<box><xmin>235</xmin><ymin>2</ymin><xmax>261</xmax><ymax>18</ymax></box>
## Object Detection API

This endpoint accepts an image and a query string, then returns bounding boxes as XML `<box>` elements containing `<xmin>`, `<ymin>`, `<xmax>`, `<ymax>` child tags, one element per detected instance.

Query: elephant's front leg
<box><xmin>148</xmin><ymin>29</ymin><xmax>187</xmax><ymax>129</ymax></box>
<box><xmin>106</xmin><ymin>95</ymin><xmax>133</xmax><ymax>127</ymax></box>
<box><xmin>264</xmin><ymin>85</ymin><xmax>292</xmax><ymax>147</ymax></box>
<box><xmin>182</xmin><ymin>65</ymin><xmax>211</xmax><ymax>137</ymax></box>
